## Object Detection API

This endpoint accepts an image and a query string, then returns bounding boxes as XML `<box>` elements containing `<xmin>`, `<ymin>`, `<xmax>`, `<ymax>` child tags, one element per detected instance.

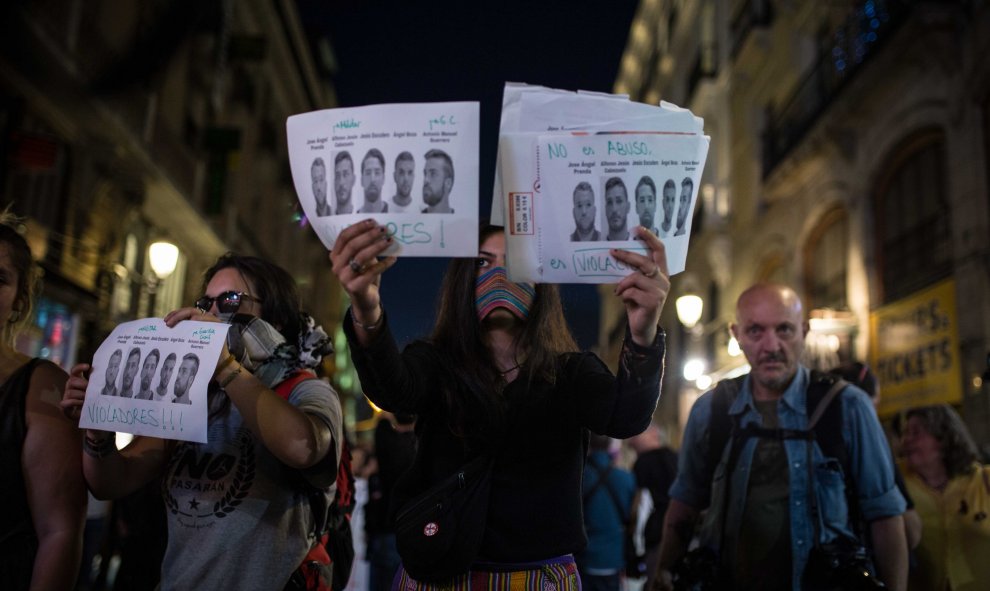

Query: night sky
<box><xmin>296</xmin><ymin>0</ymin><xmax>639</xmax><ymax>348</ymax></box>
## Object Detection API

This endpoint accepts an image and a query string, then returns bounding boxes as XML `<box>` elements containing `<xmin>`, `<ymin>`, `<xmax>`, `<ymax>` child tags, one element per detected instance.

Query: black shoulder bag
<box><xmin>394</xmin><ymin>454</ymin><xmax>494</xmax><ymax>583</ymax></box>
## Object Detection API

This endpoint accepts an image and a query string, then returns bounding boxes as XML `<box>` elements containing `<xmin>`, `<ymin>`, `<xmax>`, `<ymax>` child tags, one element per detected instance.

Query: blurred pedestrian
<box><xmin>576</xmin><ymin>434</ymin><xmax>635</xmax><ymax>591</ymax></box>
<box><xmin>626</xmin><ymin>422</ymin><xmax>677</xmax><ymax>589</ymax></box>
<box><xmin>897</xmin><ymin>404</ymin><xmax>990</xmax><ymax>591</ymax></box>
<box><xmin>829</xmin><ymin>361</ymin><xmax>921</xmax><ymax>548</ymax></box>
<box><xmin>365</xmin><ymin>412</ymin><xmax>416</xmax><ymax>591</ymax></box>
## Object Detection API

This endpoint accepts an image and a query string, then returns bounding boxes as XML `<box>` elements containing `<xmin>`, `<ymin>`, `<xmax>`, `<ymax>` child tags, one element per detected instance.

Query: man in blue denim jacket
<box><xmin>654</xmin><ymin>284</ymin><xmax>908</xmax><ymax>590</ymax></box>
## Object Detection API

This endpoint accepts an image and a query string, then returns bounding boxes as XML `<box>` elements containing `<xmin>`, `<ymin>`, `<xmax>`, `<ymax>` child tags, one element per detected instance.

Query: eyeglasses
<box><xmin>194</xmin><ymin>291</ymin><xmax>262</xmax><ymax>315</ymax></box>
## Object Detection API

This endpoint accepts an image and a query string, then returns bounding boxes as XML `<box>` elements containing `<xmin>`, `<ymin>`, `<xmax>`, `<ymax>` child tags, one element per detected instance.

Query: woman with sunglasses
<box><xmin>329</xmin><ymin>220</ymin><xmax>669</xmax><ymax>589</ymax></box>
<box><xmin>61</xmin><ymin>253</ymin><xmax>341</xmax><ymax>591</ymax></box>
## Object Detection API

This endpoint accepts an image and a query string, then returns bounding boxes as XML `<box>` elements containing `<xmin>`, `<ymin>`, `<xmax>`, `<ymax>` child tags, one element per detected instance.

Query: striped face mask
<box><xmin>475</xmin><ymin>266</ymin><xmax>535</xmax><ymax>321</ymax></box>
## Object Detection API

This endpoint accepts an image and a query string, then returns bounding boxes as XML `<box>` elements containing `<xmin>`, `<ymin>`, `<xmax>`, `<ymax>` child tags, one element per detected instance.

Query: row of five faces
<box><xmin>571</xmin><ymin>175</ymin><xmax>693</xmax><ymax>241</ymax></box>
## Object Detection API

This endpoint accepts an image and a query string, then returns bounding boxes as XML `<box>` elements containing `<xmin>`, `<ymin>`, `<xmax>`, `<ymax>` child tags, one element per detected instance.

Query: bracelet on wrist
<box><xmin>83</xmin><ymin>433</ymin><xmax>116</xmax><ymax>458</ymax></box>
<box><xmin>354</xmin><ymin>304</ymin><xmax>384</xmax><ymax>332</ymax></box>
<box><xmin>219</xmin><ymin>364</ymin><xmax>242</xmax><ymax>389</ymax></box>
<box><xmin>216</xmin><ymin>353</ymin><xmax>237</xmax><ymax>376</ymax></box>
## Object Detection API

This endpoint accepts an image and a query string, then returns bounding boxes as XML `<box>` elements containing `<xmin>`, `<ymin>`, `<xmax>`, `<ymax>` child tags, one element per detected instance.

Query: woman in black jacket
<box><xmin>330</xmin><ymin>221</ymin><xmax>670</xmax><ymax>590</ymax></box>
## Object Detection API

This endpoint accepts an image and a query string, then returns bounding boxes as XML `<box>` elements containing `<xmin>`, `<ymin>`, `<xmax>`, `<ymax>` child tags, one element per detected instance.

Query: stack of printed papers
<box><xmin>493</xmin><ymin>83</ymin><xmax>710</xmax><ymax>283</ymax></box>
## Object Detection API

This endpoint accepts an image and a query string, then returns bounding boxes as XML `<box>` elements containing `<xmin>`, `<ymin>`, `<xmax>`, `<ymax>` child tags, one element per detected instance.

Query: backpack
<box><xmin>276</xmin><ymin>371</ymin><xmax>355</xmax><ymax>591</ymax></box>
<box><xmin>704</xmin><ymin>370</ymin><xmax>861</xmax><ymax>535</ymax></box>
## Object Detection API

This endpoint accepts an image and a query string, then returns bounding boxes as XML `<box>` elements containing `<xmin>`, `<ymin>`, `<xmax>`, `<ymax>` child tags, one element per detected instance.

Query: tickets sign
<box><xmin>870</xmin><ymin>279</ymin><xmax>962</xmax><ymax>416</ymax></box>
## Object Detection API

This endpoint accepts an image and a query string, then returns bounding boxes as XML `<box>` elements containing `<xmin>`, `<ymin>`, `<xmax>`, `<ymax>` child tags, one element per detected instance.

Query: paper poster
<box><xmin>491</xmin><ymin>83</ymin><xmax>701</xmax><ymax>226</ymax></box>
<box><xmin>79</xmin><ymin>318</ymin><xmax>230</xmax><ymax>443</ymax></box>
<box><xmin>286</xmin><ymin>102</ymin><xmax>480</xmax><ymax>257</ymax></box>
<box><xmin>500</xmin><ymin>131</ymin><xmax>708</xmax><ymax>283</ymax></box>
<box><xmin>538</xmin><ymin>132</ymin><xmax>709</xmax><ymax>282</ymax></box>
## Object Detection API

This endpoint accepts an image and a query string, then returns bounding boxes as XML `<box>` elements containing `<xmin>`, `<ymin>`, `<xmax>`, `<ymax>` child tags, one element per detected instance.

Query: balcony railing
<box><xmin>731</xmin><ymin>0</ymin><xmax>774</xmax><ymax>58</ymax></box>
<box><xmin>762</xmin><ymin>0</ymin><xmax>909</xmax><ymax>178</ymax></box>
<box><xmin>687</xmin><ymin>42</ymin><xmax>719</xmax><ymax>102</ymax></box>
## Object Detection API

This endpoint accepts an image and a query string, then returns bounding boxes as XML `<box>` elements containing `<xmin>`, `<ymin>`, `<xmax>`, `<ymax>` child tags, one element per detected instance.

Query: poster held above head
<box><xmin>286</xmin><ymin>102</ymin><xmax>481</xmax><ymax>257</ymax></box>
<box><xmin>493</xmin><ymin>83</ymin><xmax>710</xmax><ymax>284</ymax></box>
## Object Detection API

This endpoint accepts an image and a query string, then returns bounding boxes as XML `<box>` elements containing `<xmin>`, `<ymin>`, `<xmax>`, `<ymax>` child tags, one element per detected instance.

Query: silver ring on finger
<box><xmin>641</xmin><ymin>265</ymin><xmax>658</xmax><ymax>279</ymax></box>
<box><xmin>348</xmin><ymin>257</ymin><xmax>364</xmax><ymax>274</ymax></box>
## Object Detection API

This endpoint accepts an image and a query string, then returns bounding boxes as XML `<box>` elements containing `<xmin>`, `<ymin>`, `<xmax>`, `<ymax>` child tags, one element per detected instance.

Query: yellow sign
<box><xmin>870</xmin><ymin>279</ymin><xmax>961</xmax><ymax>416</ymax></box>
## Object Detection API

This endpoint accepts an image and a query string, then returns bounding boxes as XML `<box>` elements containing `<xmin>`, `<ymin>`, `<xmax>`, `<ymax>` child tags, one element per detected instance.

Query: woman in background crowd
<box><xmin>897</xmin><ymin>404</ymin><xmax>990</xmax><ymax>591</ymax></box>
<box><xmin>829</xmin><ymin>361</ymin><xmax>921</xmax><ymax>549</ymax></box>
<box><xmin>0</xmin><ymin>215</ymin><xmax>86</xmax><ymax>590</ymax></box>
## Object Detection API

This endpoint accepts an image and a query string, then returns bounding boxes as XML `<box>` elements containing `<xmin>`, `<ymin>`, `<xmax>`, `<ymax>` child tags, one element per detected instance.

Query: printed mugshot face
<box><xmin>361</xmin><ymin>151</ymin><xmax>385</xmax><ymax>204</ymax></box>
<box><xmin>158</xmin><ymin>354</ymin><xmax>176</xmax><ymax>390</ymax></box>
<box><xmin>605</xmin><ymin>180</ymin><xmax>630</xmax><ymax>235</ymax></box>
<box><xmin>573</xmin><ymin>186</ymin><xmax>596</xmax><ymax>233</ymax></box>
<box><xmin>394</xmin><ymin>156</ymin><xmax>415</xmax><ymax>200</ymax></box>
<box><xmin>122</xmin><ymin>349</ymin><xmax>141</xmax><ymax>391</ymax></box>
<box><xmin>677</xmin><ymin>179</ymin><xmax>693</xmax><ymax>230</ymax></box>
<box><xmin>140</xmin><ymin>351</ymin><xmax>160</xmax><ymax>392</ymax></box>
<box><xmin>105</xmin><ymin>350</ymin><xmax>122</xmax><ymax>385</ymax></box>
<box><xmin>173</xmin><ymin>356</ymin><xmax>199</xmax><ymax>399</ymax></box>
<box><xmin>662</xmin><ymin>181</ymin><xmax>676</xmax><ymax>225</ymax></box>
<box><xmin>311</xmin><ymin>159</ymin><xmax>327</xmax><ymax>208</ymax></box>
<box><xmin>635</xmin><ymin>178</ymin><xmax>657</xmax><ymax>230</ymax></box>
<box><xmin>422</xmin><ymin>156</ymin><xmax>449</xmax><ymax>206</ymax></box>
<box><xmin>334</xmin><ymin>154</ymin><xmax>355</xmax><ymax>204</ymax></box>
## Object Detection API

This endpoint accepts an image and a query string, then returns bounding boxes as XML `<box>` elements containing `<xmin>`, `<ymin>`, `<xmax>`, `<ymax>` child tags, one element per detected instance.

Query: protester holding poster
<box><xmin>0</xmin><ymin>215</ymin><xmax>86</xmax><ymax>591</ymax></box>
<box><xmin>61</xmin><ymin>254</ymin><xmax>342</xmax><ymax>591</ymax></box>
<box><xmin>330</xmin><ymin>220</ymin><xmax>670</xmax><ymax>588</ymax></box>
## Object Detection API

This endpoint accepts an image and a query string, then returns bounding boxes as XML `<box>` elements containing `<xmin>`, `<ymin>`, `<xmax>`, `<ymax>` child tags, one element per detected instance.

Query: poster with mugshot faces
<box><xmin>286</xmin><ymin>102</ymin><xmax>480</xmax><ymax>257</ymax></box>
<box><xmin>78</xmin><ymin>318</ymin><xmax>230</xmax><ymax>443</ymax></box>
<box><xmin>499</xmin><ymin>130</ymin><xmax>709</xmax><ymax>284</ymax></box>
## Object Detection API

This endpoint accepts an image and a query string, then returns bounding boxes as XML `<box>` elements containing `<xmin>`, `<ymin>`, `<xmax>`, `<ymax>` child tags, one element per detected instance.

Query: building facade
<box><xmin>0</xmin><ymin>0</ymin><xmax>365</xmax><ymax>426</ymax></box>
<box><xmin>613</xmin><ymin>0</ymin><xmax>990</xmax><ymax>448</ymax></box>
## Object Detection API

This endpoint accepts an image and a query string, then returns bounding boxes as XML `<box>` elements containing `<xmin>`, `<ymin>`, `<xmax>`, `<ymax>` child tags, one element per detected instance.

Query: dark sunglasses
<box><xmin>194</xmin><ymin>291</ymin><xmax>262</xmax><ymax>314</ymax></box>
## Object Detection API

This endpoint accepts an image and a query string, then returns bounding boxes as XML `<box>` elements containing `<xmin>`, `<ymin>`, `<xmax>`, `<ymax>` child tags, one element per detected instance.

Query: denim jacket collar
<box><xmin>727</xmin><ymin>365</ymin><xmax>811</xmax><ymax>419</ymax></box>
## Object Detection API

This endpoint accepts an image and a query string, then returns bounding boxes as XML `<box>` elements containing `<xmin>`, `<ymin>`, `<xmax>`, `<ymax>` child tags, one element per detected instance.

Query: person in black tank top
<box><xmin>0</xmin><ymin>214</ymin><xmax>85</xmax><ymax>590</ymax></box>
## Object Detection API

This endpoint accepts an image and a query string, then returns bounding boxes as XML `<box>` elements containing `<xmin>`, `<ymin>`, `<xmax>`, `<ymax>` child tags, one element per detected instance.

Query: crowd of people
<box><xmin>0</xmin><ymin>209</ymin><xmax>989</xmax><ymax>591</ymax></box>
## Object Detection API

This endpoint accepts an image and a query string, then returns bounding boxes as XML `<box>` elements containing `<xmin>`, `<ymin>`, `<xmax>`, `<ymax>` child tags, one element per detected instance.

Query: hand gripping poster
<box><xmin>286</xmin><ymin>102</ymin><xmax>480</xmax><ymax>257</ymax></box>
<box><xmin>79</xmin><ymin>318</ymin><xmax>230</xmax><ymax>443</ymax></box>
<box><xmin>499</xmin><ymin>130</ymin><xmax>709</xmax><ymax>283</ymax></box>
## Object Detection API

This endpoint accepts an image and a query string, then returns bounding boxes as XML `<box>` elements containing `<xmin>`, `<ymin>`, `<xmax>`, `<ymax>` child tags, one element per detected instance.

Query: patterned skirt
<box><xmin>391</xmin><ymin>555</ymin><xmax>581</xmax><ymax>591</ymax></box>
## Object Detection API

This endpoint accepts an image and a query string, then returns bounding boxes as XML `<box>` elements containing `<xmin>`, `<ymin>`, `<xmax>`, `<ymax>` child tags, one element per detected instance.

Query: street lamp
<box><xmin>148</xmin><ymin>241</ymin><xmax>179</xmax><ymax>279</ymax></box>
<box><xmin>675</xmin><ymin>293</ymin><xmax>704</xmax><ymax>329</ymax></box>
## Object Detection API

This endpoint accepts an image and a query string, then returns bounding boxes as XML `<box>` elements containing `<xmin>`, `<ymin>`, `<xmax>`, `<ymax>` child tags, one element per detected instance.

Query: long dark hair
<box><xmin>428</xmin><ymin>224</ymin><xmax>578</xmax><ymax>443</ymax></box>
<box><xmin>0</xmin><ymin>214</ymin><xmax>38</xmax><ymax>344</ymax></box>
<box><xmin>902</xmin><ymin>404</ymin><xmax>980</xmax><ymax>479</ymax></box>
<box><xmin>202</xmin><ymin>253</ymin><xmax>302</xmax><ymax>345</ymax></box>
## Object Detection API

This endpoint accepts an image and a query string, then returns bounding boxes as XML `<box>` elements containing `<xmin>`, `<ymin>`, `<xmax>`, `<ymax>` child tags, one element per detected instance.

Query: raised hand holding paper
<box><xmin>78</xmin><ymin>318</ymin><xmax>230</xmax><ymax>443</ymax></box>
<box><xmin>287</xmin><ymin>102</ymin><xmax>480</xmax><ymax>256</ymax></box>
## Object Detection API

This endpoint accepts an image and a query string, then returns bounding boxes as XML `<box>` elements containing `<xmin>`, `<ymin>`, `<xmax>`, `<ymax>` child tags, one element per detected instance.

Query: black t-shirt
<box><xmin>365</xmin><ymin>419</ymin><xmax>417</xmax><ymax>535</ymax></box>
<box><xmin>632</xmin><ymin>447</ymin><xmax>678</xmax><ymax>546</ymax></box>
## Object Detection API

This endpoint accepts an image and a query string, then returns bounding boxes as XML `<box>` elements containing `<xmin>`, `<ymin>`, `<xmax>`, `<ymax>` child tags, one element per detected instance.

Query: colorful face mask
<box><xmin>475</xmin><ymin>266</ymin><xmax>535</xmax><ymax>321</ymax></box>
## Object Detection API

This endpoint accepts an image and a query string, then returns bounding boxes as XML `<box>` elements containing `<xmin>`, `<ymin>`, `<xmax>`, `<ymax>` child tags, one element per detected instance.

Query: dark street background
<box><xmin>298</xmin><ymin>0</ymin><xmax>640</xmax><ymax>348</ymax></box>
